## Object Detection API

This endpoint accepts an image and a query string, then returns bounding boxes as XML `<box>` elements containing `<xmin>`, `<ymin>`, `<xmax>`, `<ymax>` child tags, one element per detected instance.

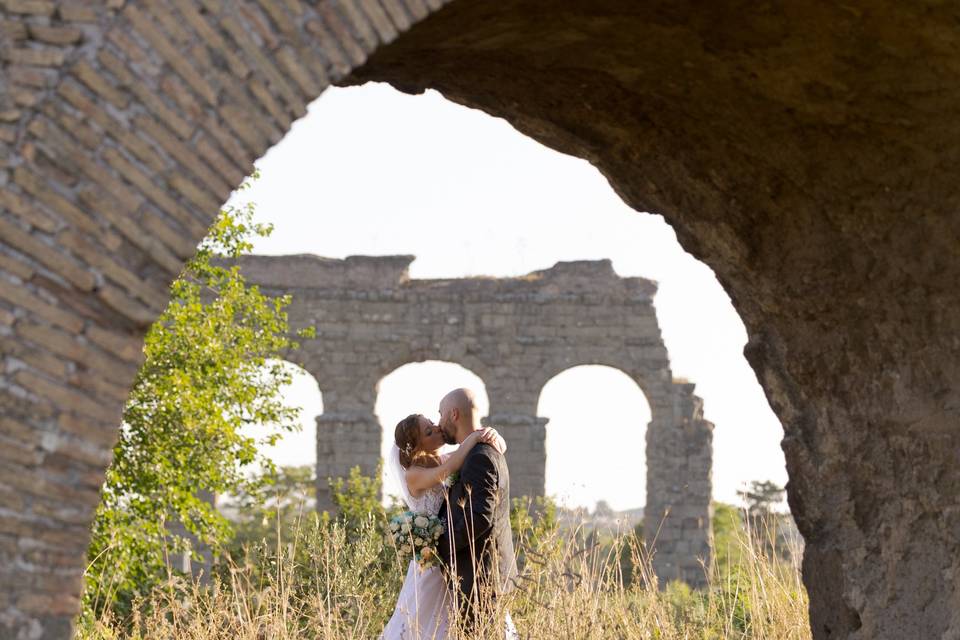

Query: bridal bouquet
<box><xmin>386</xmin><ymin>511</ymin><xmax>445</xmax><ymax>569</ymax></box>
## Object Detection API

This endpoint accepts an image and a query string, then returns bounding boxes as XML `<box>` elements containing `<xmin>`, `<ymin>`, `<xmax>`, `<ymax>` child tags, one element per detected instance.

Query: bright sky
<box><xmin>229</xmin><ymin>82</ymin><xmax>788</xmax><ymax>511</ymax></box>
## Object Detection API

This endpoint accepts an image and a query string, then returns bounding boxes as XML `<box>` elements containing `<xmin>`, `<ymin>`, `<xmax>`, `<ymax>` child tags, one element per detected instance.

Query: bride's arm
<box><xmin>405</xmin><ymin>428</ymin><xmax>499</xmax><ymax>496</ymax></box>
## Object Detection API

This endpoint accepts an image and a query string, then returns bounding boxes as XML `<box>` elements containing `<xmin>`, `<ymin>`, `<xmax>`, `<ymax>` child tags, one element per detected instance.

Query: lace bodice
<box><xmin>405</xmin><ymin>482</ymin><xmax>446</xmax><ymax>515</ymax></box>
<box><xmin>389</xmin><ymin>447</ymin><xmax>450</xmax><ymax>516</ymax></box>
<box><xmin>402</xmin><ymin>452</ymin><xmax>450</xmax><ymax>515</ymax></box>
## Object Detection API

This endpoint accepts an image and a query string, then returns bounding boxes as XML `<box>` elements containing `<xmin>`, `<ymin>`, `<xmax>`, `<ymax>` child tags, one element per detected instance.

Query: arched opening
<box><xmin>375</xmin><ymin>360</ymin><xmax>490</xmax><ymax>503</ymax></box>
<box><xmin>237</xmin><ymin>359</ymin><xmax>324</xmax><ymax>473</ymax></box>
<box><xmin>166</xmin><ymin>359</ymin><xmax>323</xmax><ymax>575</ymax></box>
<box><xmin>537</xmin><ymin>365</ymin><xmax>651</xmax><ymax>515</ymax></box>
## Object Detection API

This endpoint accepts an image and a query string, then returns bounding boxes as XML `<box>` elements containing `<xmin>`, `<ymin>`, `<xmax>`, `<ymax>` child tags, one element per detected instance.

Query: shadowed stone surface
<box><xmin>345</xmin><ymin>2</ymin><xmax>960</xmax><ymax>639</ymax></box>
<box><xmin>237</xmin><ymin>253</ymin><xmax>713</xmax><ymax>588</ymax></box>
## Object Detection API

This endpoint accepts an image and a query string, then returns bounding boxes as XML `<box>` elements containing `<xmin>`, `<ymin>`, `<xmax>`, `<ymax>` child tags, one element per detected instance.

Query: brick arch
<box><xmin>1</xmin><ymin>1</ymin><xmax>958</xmax><ymax>639</ymax></box>
<box><xmin>261</xmin><ymin>355</ymin><xmax>325</xmax><ymax>453</ymax></box>
<box><xmin>0</xmin><ymin>2</ymin><xmax>446</xmax><ymax>636</ymax></box>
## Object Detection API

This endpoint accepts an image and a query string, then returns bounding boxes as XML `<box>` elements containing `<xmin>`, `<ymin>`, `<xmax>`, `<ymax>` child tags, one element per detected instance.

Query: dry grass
<box><xmin>76</xmin><ymin>513</ymin><xmax>810</xmax><ymax>640</ymax></box>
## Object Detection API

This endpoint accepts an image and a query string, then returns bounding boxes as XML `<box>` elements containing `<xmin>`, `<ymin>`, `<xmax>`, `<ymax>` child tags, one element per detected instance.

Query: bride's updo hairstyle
<box><xmin>395</xmin><ymin>414</ymin><xmax>441</xmax><ymax>469</ymax></box>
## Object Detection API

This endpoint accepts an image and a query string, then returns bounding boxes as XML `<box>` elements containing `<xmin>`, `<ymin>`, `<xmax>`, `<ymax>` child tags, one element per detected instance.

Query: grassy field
<box><xmin>76</xmin><ymin>508</ymin><xmax>810</xmax><ymax>640</ymax></box>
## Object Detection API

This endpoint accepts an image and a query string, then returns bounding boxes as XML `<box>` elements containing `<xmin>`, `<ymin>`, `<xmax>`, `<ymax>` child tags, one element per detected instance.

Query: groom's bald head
<box><xmin>439</xmin><ymin>387</ymin><xmax>480</xmax><ymax>444</ymax></box>
<box><xmin>441</xmin><ymin>387</ymin><xmax>476</xmax><ymax>414</ymax></box>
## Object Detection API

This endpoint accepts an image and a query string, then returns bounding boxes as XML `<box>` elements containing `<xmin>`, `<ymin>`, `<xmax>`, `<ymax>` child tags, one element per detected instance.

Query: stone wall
<box><xmin>237</xmin><ymin>253</ymin><xmax>714</xmax><ymax>588</ymax></box>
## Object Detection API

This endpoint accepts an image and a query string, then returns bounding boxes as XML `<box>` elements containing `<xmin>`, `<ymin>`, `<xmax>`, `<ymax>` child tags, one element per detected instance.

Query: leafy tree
<box><xmin>593</xmin><ymin>499</ymin><xmax>615</xmax><ymax>519</ymax></box>
<box><xmin>737</xmin><ymin>480</ymin><xmax>786</xmax><ymax>516</ymax></box>
<box><xmin>737</xmin><ymin>480</ymin><xmax>799</xmax><ymax>566</ymax></box>
<box><xmin>83</xmin><ymin>180</ymin><xmax>313</xmax><ymax>618</ymax></box>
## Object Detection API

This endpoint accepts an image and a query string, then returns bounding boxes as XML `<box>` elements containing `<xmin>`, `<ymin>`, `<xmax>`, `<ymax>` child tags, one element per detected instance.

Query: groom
<box><xmin>436</xmin><ymin>388</ymin><xmax>518</xmax><ymax>630</ymax></box>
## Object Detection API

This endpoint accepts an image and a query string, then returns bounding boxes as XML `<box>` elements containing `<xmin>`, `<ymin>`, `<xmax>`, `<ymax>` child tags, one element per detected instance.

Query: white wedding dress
<box><xmin>381</xmin><ymin>445</ymin><xmax>519</xmax><ymax>640</ymax></box>
<box><xmin>381</xmin><ymin>449</ymin><xmax>451</xmax><ymax>639</ymax></box>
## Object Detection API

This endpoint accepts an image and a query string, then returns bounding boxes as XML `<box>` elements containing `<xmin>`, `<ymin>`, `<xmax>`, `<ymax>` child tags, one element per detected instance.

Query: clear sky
<box><xmin>229</xmin><ymin>82</ymin><xmax>788</xmax><ymax>511</ymax></box>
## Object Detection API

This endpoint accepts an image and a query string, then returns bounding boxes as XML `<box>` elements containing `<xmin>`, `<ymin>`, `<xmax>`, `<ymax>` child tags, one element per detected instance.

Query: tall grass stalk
<box><xmin>76</xmin><ymin>512</ymin><xmax>809</xmax><ymax>639</ymax></box>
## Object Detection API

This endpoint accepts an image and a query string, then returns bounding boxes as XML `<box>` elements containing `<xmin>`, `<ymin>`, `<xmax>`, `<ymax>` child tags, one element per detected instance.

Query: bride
<box><xmin>381</xmin><ymin>413</ymin><xmax>507</xmax><ymax>640</ymax></box>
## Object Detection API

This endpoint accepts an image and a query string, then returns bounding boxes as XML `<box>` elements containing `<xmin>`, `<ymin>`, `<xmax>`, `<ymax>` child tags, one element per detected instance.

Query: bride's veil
<box><xmin>387</xmin><ymin>443</ymin><xmax>416</xmax><ymax>510</ymax></box>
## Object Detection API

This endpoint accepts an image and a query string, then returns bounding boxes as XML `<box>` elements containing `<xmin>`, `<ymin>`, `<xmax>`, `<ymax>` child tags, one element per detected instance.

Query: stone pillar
<box><xmin>646</xmin><ymin>382</ymin><xmax>713</xmax><ymax>588</ymax></box>
<box><xmin>483</xmin><ymin>413</ymin><xmax>549</xmax><ymax>502</ymax></box>
<box><xmin>315</xmin><ymin>409</ymin><xmax>382</xmax><ymax>513</ymax></box>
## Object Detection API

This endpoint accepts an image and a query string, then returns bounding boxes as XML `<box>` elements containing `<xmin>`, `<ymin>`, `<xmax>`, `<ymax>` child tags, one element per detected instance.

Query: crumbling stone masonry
<box><xmin>237</xmin><ymin>254</ymin><xmax>714</xmax><ymax>588</ymax></box>
<box><xmin>1</xmin><ymin>0</ymin><xmax>959</xmax><ymax>637</ymax></box>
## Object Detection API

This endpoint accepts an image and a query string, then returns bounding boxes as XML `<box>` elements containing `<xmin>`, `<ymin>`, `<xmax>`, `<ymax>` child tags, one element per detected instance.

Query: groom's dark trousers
<box><xmin>437</xmin><ymin>442</ymin><xmax>518</xmax><ymax>630</ymax></box>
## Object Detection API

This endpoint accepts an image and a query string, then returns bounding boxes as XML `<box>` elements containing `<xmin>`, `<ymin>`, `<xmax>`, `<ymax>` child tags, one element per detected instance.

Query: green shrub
<box><xmin>83</xmin><ymin>185</ymin><xmax>314</xmax><ymax>622</ymax></box>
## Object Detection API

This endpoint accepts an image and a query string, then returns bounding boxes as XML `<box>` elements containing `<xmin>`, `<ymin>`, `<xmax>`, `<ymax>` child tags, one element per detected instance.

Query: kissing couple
<box><xmin>381</xmin><ymin>388</ymin><xmax>519</xmax><ymax>639</ymax></box>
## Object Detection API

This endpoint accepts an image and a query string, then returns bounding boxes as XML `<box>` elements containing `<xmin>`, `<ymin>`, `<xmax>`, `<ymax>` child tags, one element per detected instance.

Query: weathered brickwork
<box><xmin>237</xmin><ymin>253</ymin><xmax>714</xmax><ymax>588</ymax></box>
<box><xmin>1</xmin><ymin>1</ymin><xmax>958</xmax><ymax>638</ymax></box>
<box><xmin>0</xmin><ymin>1</ymin><xmax>446</xmax><ymax>637</ymax></box>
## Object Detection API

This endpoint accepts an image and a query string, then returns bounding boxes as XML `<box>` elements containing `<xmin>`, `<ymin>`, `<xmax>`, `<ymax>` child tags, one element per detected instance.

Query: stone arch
<box><xmin>236</xmin><ymin>254</ymin><xmax>680</xmax><ymax>517</ymax></box>
<box><xmin>375</xmin><ymin>358</ymin><xmax>490</xmax><ymax>497</ymax></box>
<box><xmin>316</xmin><ymin>356</ymin><xmax>492</xmax><ymax>510</ymax></box>
<box><xmin>254</xmin><ymin>357</ymin><xmax>325</xmax><ymax>470</ymax></box>
<box><xmin>0</xmin><ymin>1</ymin><xmax>956</xmax><ymax>638</ymax></box>
<box><xmin>535</xmin><ymin>362</ymin><xmax>712</xmax><ymax>587</ymax></box>
<box><xmin>536</xmin><ymin>364</ymin><xmax>651</xmax><ymax>506</ymax></box>
<box><xmin>530</xmin><ymin>358</ymin><xmax>667</xmax><ymax>414</ymax></box>
<box><xmin>373</xmin><ymin>353</ymin><xmax>494</xmax><ymax>399</ymax></box>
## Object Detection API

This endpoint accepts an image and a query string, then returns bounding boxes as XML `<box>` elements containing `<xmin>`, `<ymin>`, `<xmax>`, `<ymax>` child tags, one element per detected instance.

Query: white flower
<box><xmin>414</xmin><ymin>516</ymin><xmax>429</xmax><ymax>528</ymax></box>
<box><xmin>401</xmin><ymin>544</ymin><xmax>412</xmax><ymax>554</ymax></box>
<box><xmin>414</xmin><ymin>537</ymin><xmax>423</xmax><ymax>546</ymax></box>
<box><xmin>400</xmin><ymin>523</ymin><xmax>411</xmax><ymax>534</ymax></box>
<box><xmin>390</xmin><ymin>521</ymin><xmax>400</xmax><ymax>532</ymax></box>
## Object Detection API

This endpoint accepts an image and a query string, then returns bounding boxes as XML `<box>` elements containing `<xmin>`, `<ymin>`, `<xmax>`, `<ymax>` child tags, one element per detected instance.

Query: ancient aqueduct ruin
<box><xmin>0</xmin><ymin>1</ymin><xmax>958</xmax><ymax>638</ymax></box>
<box><xmin>238</xmin><ymin>253</ymin><xmax>714</xmax><ymax>588</ymax></box>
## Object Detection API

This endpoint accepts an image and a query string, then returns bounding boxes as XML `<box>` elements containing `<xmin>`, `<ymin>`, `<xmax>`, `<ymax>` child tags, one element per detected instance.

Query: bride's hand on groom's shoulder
<box><xmin>462</xmin><ymin>427</ymin><xmax>507</xmax><ymax>454</ymax></box>
<box><xmin>480</xmin><ymin>427</ymin><xmax>507</xmax><ymax>455</ymax></box>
